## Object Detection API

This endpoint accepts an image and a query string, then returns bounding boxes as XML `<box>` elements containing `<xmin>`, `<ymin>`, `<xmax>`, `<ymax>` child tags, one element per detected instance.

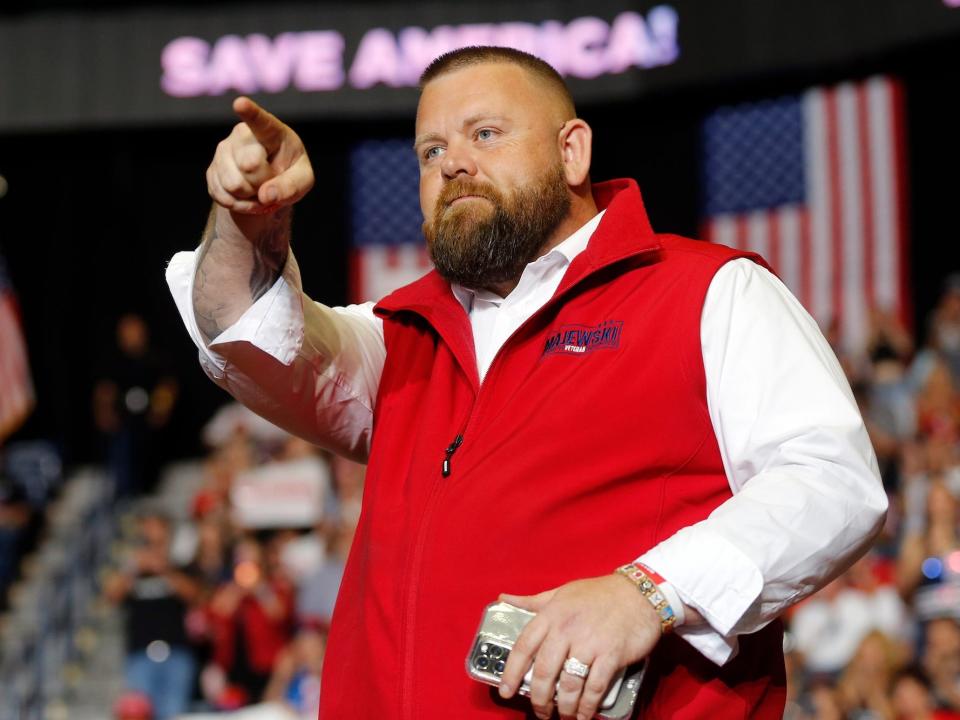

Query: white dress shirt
<box><xmin>166</xmin><ymin>211</ymin><xmax>886</xmax><ymax>665</ymax></box>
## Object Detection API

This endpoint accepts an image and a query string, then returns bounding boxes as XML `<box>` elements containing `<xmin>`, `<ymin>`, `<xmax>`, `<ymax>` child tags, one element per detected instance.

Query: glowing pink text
<box><xmin>160</xmin><ymin>8</ymin><xmax>680</xmax><ymax>97</ymax></box>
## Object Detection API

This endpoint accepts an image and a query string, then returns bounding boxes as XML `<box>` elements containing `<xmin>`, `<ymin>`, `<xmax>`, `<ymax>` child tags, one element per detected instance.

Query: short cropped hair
<box><xmin>419</xmin><ymin>46</ymin><xmax>576</xmax><ymax>116</ymax></box>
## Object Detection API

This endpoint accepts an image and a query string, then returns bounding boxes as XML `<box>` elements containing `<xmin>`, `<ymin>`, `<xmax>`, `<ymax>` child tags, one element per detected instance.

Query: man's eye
<box><xmin>424</xmin><ymin>146</ymin><xmax>445</xmax><ymax>160</ymax></box>
<box><xmin>476</xmin><ymin>129</ymin><xmax>495</xmax><ymax>141</ymax></box>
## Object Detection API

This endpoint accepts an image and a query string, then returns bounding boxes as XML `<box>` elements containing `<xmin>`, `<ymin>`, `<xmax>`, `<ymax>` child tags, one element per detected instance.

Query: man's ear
<box><xmin>558</xmin><ymin>119</ymin><xmax>592</xmax><ymax>188</ymax></box>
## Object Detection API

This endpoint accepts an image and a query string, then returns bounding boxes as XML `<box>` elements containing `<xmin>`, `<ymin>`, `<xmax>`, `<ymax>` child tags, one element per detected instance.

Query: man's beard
<box><xmin>422</xmin><ymin>164</ymin><xmax>571</xmax><ymax>291</ymax></box>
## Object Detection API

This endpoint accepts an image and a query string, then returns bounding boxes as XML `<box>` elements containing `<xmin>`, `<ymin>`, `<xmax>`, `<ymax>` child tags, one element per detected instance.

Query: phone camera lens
<box><xmin>494</xmin><ymin>660</ymin><xmax>506</xmax><ymax>674</ymax></box>
<box><xmin>476</xmin><ymin>655</ymin><xmax>490</xmax><ymax>670</ymax></box>
<box><xmin>490</xmin><ymin>646</ymin><xmax>504</xmax><ymax>659</ymax></box>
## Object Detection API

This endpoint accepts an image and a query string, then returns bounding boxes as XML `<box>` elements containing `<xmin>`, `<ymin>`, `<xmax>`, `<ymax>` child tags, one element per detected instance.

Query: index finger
<box><xmin>233</xmin><ymin>96</ymin><xmax>284</xmax><ymax>155</ymax></box>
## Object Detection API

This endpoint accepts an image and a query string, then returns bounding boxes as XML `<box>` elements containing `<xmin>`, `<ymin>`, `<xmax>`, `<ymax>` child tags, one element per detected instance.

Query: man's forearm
<box><xmin>193</xmin><ymin>204</ymin><xmax>291</xmax><ymax>343</ymax></box>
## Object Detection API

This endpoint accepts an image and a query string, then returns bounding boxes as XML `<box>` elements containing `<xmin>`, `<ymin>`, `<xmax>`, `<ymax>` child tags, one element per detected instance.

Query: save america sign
<box><xmin>160</xmin><ymin>8</ymin><xmax>680</xmax><ymax>97</ymax></box>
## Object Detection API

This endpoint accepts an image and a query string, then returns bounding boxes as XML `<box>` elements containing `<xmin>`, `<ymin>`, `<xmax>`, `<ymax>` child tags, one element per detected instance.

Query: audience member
<box><xmin>922</xmin><ymin>618</ymin><xmax>960</xmax><ymax>712</ymax></box>
<box><xmin>915</xmin><ymin>277</ymin><xmax>960</xmax><ymax>389</ymax></box>
<box><xmin>898</xmin><ymin>481</ymin><xmax>960</xmax><ymax>597</ymax></box>
<box><xmin>263</xmin><ymin>623</ymin><xmax>326</xmax><ymax>718</ymax></box>
<box><xmin>104</xmin><ymin>506</ymin><xmax>201</xmax><ymax>720</ymax></box>
<box><xmin>205</xmin><ymin>536</ymin><xmax>296</xmax><ymax>706</ymax></box>
<box><xmin>93</xmin><ymin>313</ymin><xmax>178</xmax><ymax>497</ymax></box>
<box><xmin>891</xmin><ymin>665</ymin><xmax>960</xmax><ymax>720</ymax></box>
<box><xmin>915</xmin><ymin>361</ymin><xmax>960</xmax><ymax>442</ymax></box>
<box><xmin>835</xmin><ymin>630</ymin><xmax>899</xmax><ymax>720</ymax></box>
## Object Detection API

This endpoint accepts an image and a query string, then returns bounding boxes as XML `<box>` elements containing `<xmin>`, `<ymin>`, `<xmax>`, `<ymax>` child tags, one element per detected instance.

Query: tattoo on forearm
<box><xmin>193</xmin><ymin>212</ymin><xmax>223</xmax><ymax>343</ymax></box>
<box><xmin>193</xmin><ymin>263</ymin><xmax>228</xmax><ymax>343</ymax></box>
<box><xmin>192</xmin><ymin>206</ymin><xmax>291</xmax><ymax>344</ymax></box>
<box><xmin>249</xmin><ymin>207</ymin><xmax>291</xmax><ymax>301</ymax></box>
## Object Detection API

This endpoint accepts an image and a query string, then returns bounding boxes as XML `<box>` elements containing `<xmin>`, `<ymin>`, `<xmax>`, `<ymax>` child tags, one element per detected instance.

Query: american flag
<box><xmin>0</xmin><ymin>251</ymin><xmax>34</xmax><ymax>442</ymax></box>
<box><xmin>700</xmin><ymin>76</ymin><xmax>909</xmax><ymax>353</ymax></box>
<box><xmin>349</xmin><ymin>139</ymin><xmax>432</xmax><ymax>303</ymax></box>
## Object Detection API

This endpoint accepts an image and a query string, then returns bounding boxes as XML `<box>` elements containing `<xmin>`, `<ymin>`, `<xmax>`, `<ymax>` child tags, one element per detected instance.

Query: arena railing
<box><xmin>0</xmin><ymin>469</ymin><xmax>115</xmax><ymax>720</ymax></box>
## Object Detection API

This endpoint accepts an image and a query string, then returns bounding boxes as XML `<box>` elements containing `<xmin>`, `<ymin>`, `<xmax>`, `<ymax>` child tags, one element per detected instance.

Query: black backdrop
<box><xmin>4</xmin><ymin>0</ymin><xmax>960</xmax><ymax>131</ymax></box>
<box><xmin>1</xmin><ymin>27</ymin><xmax>959</xmax><ymax>465</ymax></box>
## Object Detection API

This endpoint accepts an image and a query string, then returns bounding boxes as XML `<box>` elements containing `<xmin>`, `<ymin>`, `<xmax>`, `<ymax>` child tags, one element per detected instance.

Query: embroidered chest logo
<box><xmin>542</xmin><ymin>320</ymin><xmax>624</xmax><ymax>357</ymax></box>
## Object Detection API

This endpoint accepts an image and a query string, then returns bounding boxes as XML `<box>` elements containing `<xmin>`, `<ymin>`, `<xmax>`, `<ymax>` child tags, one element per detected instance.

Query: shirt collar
<box><xmin>451</xmin><ymin>209</ymin><xmax>606</xmax><ymax>309</ymax></box>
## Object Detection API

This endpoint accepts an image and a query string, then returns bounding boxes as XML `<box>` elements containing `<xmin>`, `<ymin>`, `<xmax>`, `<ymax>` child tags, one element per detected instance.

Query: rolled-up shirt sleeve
<box><xmin>165</xmin><ymin>249</ymin><xmax>384</xmax><ymax>463</ymax></box>
<box><xmin>637</xmin><ymin>259</ymin><xmax>887</xmax><ymax>665</ymax></box>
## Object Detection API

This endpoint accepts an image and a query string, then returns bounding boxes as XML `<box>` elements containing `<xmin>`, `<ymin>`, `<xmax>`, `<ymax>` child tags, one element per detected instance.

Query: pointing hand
<box><xmin>206</xmin><ymin>96</ymin><xmax>315</xmax><ymax>214</ymax></box>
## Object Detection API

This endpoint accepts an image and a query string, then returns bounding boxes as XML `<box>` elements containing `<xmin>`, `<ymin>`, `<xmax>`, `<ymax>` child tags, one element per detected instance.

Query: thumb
<box><xmin>258</xmin><ymin>155</ymin><xmax>314</xmax><ymax>206</ymax></box>
<box><xmin>498</xmin><ymin>588</ymin><xmax>557</xmax><ymax>612</ymax></box>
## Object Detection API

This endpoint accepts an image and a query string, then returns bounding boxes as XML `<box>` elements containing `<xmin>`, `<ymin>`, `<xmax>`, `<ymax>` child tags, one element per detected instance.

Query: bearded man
<box><xmin>167</xmin><ymin>47</ymin><xmax>886</xmax><ymax>719</ymax></box>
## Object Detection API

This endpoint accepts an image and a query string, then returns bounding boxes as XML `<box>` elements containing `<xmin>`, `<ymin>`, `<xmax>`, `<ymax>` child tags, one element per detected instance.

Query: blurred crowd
<box><xmin>784</xmin><ymin>275</ymin><xmax>960</xmax><ymax>720</ymax></box>
<box><xmin>97</xmin><ymin>276</ymin><xmax>960</xmax><ymax>720</ymax></box>
<box><xmin>104</xmin><ymin>403</ymin><xmax>364</xmax><ymax>720</ymax></box>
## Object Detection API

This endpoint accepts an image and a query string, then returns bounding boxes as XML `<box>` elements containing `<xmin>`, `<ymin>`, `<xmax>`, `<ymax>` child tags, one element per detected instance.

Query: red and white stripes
<box><xmin>705</xmin><ymin>76</ymin><xmax>909</xmax><ymax>354</ymax></box>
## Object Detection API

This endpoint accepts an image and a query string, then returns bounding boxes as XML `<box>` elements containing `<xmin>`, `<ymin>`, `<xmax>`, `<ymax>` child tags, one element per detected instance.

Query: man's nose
<box><xmin>440</xmin><ymin>140</ymin><xmax>478</xmax><ymax>180</ymax></box>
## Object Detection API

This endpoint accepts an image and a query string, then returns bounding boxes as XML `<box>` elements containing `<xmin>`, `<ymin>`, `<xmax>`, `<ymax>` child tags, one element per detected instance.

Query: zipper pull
<box><xmin>442</xmin><ymin>434</ymin><xmax>464</xmax><ymax>477</ymax></box>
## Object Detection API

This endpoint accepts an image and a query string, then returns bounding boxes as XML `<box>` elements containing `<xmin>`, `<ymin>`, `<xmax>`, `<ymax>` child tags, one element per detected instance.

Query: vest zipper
<box><xmin>441</xmin><ymin>434</ymin><xmax>463</xmax><ymax>477</ymax></box>
<box><xmin>437</xmin><ymin>261</ymin><xmax>639</xmax><ymax>479</ymax></box>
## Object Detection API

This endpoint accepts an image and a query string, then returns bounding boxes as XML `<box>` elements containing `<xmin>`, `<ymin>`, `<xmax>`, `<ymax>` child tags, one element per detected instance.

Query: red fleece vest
<box><xmin>318</xmin><ymin>180</ymin><xmax>786</xmax><ymax>719</ymax></box>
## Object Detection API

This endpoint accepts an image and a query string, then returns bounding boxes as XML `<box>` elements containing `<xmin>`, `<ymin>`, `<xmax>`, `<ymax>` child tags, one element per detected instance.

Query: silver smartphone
<box><xmin>466</xmin><ymin>601</ymin><xmax>645</xmax><ymax>720</ymax></box>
